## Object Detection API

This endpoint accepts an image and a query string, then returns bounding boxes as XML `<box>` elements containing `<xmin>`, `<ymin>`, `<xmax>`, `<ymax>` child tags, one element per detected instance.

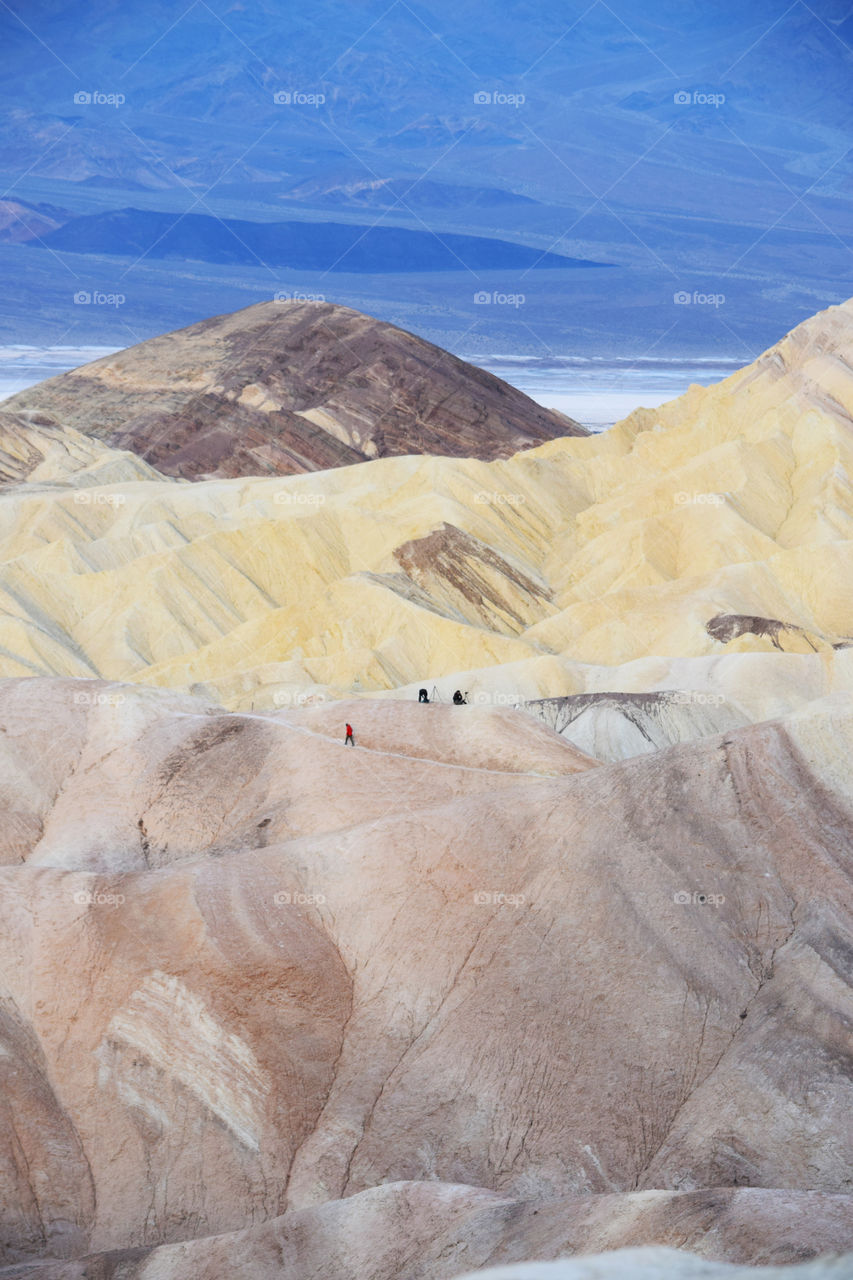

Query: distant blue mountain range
<box><xmin>37</xmin><ymin>207</ymin><xmax>608</xmax><ymax>272</ymax></box>
<box><xmin>0</xmin><ymin>0</ymin><xmax>850</xmax><ymax>354</ymax></box>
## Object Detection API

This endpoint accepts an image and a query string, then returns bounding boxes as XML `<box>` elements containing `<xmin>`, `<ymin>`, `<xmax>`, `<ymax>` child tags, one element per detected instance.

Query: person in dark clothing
<box><xmin>418</xmin><ymin>688</ymin><xmax>429</xmax><ymax>703</ymax></box>
<box><xmin>452</xmin><ymin>690</ymin><xmax>467</xmax><ymax>705</ymax></box>
<box><xmin>345</xmin><ymin>723</ymin><xmax>355</xmax><ymax>746</ymax></box>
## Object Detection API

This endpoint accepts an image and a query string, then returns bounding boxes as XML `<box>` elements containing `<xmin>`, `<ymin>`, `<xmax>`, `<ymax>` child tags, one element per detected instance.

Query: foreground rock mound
<box><xmin>1</xmin><ymin>301</ymin><xmax>584</xmax><ymax>479</ymax></box>
<box><xmin>3</xmin><ymin>1188</ymin><xmax>852</xmax><ymax>1278</ymax></box>
<box><xmin>0</xmin><ymin>678</ymin><xmax>851</xmax><ymax>1267</ymax></box>
<box><xmin>523</xmin><ymin>690</ymin><xmax>748</xmax><ymax>762</ymax></box>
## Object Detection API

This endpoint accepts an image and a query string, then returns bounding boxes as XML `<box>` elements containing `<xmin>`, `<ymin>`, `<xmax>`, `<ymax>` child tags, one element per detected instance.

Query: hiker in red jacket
<box><xmin>345</xmin><ymin>723</ymin><xmax>355</xmax><ymax>746</ymax></box>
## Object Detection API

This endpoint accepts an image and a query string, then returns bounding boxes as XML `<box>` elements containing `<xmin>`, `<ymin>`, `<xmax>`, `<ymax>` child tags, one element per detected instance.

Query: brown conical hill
<box><xmin>1</xmin><ymin>301</ymin><xmax>585</xmax><ymax>480</ymax></box>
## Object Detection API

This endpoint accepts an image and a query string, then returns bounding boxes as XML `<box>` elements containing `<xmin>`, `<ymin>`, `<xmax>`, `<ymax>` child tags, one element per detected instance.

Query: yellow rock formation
<box><xmin>0</xmin><ymin>299</ymin><xmax>852</xmax><ymax>712</ymax></box>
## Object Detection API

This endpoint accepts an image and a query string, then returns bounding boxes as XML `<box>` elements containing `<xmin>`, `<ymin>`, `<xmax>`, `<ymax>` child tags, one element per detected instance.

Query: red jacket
<box><xmin>345</xmin><ymin>724</ymin><xmax>353</xmax><ymax>735</ymax></box>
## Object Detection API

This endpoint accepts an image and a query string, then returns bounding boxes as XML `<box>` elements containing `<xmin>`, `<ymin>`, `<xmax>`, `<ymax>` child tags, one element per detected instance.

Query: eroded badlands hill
<box><xmin>1</xmin><ymin>301</ymin><xmax>584</xmax><ymax>480</ymax></box>
<box><xmin>2</xmin><ymin>299</ymin><xmax>853</xmax><ymax>1277</ymax></box>
<box><xmin>0</xmin><ymin>300</ymin><xmax>852</xmax><ymax>720</ymax></box>
<box><xmin>1</xmin><ymin>677</ymin><xmax>851</xmax><ymax>1271</ymax></box>
<box><xmin>0</xmin><ymin>410</ymin><xmax>168</xmax><ymax>487</ymax></box>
